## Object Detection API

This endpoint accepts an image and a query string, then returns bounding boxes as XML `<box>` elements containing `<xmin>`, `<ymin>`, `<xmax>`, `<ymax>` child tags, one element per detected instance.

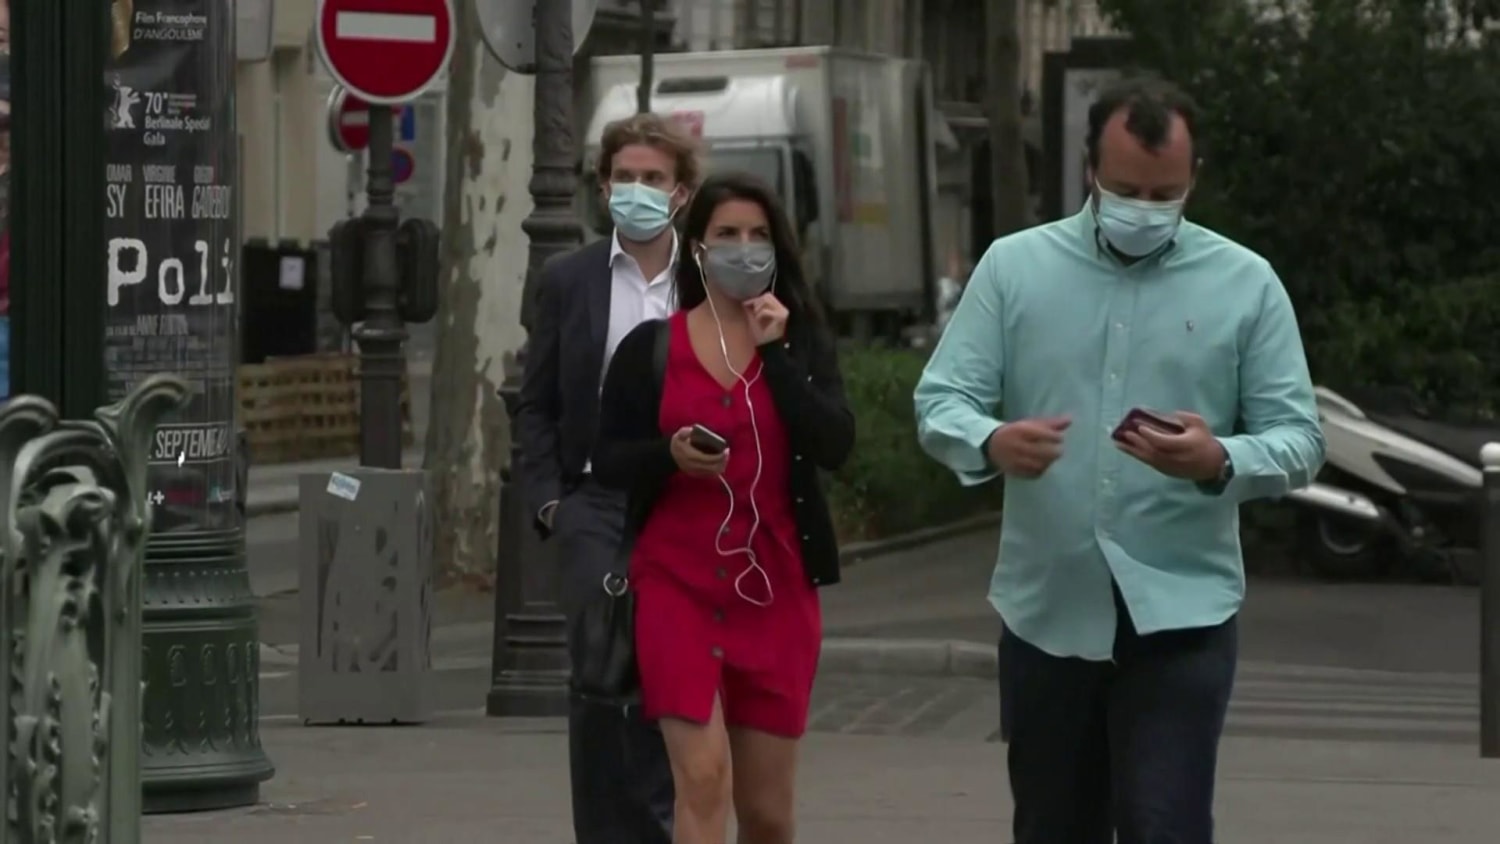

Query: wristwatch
<box><xmin>1215</xmin><ymin>446</ymin><xmax>1235</xmax><ymax>485</ymax></box>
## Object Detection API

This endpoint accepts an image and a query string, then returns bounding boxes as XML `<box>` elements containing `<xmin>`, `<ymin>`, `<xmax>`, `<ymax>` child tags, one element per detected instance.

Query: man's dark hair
<box><xmin>1085</xmin><ymin>76</ymin><xmax>1200</xmax><ymax>169</ymax></box>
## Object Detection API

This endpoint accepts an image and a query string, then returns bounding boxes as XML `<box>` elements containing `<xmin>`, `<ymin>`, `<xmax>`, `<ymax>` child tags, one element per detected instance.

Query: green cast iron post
<box><xmin>485</xmin><ymin>0</ymin><xmax>581</xmax><ymax>719</ymax></box>
<box><xmin>15</xmin><ymin>0</ymin><xmax>274</xmax><ymax>813</ymax></box>
<box><xmin>0</xmin><ymin>374</ymin><xmax>190</xmax><ymax>844</ymax></box>
<box><xmin>112</xmin><ymin>1</ymin><xmax>276</xmax><ymax>812</ymax></box>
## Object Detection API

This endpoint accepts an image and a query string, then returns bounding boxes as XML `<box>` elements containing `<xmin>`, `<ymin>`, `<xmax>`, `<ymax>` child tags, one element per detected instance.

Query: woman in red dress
<box><xmin>594</xmin><ymin>171</ymin><xmax>854</xmax><ymax>844</ymax></box>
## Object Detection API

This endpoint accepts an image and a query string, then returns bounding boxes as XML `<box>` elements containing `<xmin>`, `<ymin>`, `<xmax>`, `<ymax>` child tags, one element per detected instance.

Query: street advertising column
<box><xmin>104</xmin><ymin>0</ymin><xmax>238</xmax><ymax>535</ymax></box>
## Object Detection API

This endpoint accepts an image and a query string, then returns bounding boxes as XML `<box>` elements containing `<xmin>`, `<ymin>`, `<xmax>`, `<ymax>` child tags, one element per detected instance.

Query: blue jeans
<box><xmin>0</xmin><ymin>316</ymin><xmax>10</xmax><ymax>400</ymax></box>
<box><xmin>1002</xmin><ymin>586</ymin><xmax>1238</xmax><ymax>844</ymax></box>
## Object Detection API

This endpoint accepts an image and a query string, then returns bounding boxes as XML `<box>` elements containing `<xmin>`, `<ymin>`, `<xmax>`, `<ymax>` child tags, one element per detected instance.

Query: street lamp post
<box><xmin>352</xmin><ymin>104</ymin><xmax>408</xmax><ymax>470</ymax></box>
<box><xmin>486</xmin><ymin>0</ymin><xmax>583</xmax><ymax>718</ymax></box>
<box><xmin>1480</xmin><ymin>443</ymin><xmax>1500</xmax><ymax>758</ymax></box>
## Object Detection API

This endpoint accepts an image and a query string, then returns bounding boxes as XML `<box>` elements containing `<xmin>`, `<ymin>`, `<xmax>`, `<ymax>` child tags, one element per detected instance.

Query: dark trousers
<box><xmin>997</xmin><ymin>622</ymin><xmax>1013</xmax><ymax>743</ymax></box>
<box><xmin>555</xmin><ymin>478</ymin><xmax>675</xmax><ymax>844</ymax></box>
<box><xmin>1000</xmin><ymin>588</ymin><xmax>1238</xmax><ymax>844</ymax></box>
<box><xmin>567</xmin><ymin>698</ymin><xmax>674</xmax><ymax>844</ymax></box>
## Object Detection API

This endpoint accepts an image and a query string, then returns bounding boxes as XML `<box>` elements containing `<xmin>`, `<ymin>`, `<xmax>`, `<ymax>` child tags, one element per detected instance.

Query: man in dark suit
<box><xmin>514</xmin><ymin>112</ymin><xmax>701</xmax><ymax>844</ymax></box>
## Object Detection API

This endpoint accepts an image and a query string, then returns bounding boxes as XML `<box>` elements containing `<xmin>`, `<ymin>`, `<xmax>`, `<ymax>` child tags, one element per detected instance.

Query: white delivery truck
<box><xmin>583</xmin><ymin>46</ymin><xmax>942</xmax><ymax>339</ymax></box>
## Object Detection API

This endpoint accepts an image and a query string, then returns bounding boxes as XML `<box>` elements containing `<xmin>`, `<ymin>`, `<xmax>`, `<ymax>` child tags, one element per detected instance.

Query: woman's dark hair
<box><xmin>674</xmin><ymin>171</ymin><xmax>825</xmax><ymax>331</ymax></box>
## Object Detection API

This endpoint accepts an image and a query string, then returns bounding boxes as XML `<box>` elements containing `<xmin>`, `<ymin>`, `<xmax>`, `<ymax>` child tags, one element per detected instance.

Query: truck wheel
<box><xmin>1296</xmin><ymin>510</ymin><xmax>1387</xmax><ymax>581</ymax></box>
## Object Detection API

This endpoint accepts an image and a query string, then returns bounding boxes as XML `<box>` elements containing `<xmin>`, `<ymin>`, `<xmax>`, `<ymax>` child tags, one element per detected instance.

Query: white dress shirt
<box><xmin>580</xmin><ymin>230</ymin><xmax>678</xmax><ymax>474</ymax></box>
<box><xmin>603</xmin><ymin>229</ymin><xmax>679</xmax><ymax>371</ymax></box>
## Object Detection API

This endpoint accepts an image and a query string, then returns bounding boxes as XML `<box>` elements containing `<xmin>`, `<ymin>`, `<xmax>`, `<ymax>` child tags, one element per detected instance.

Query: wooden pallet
<box><xmin>237</xmin><ymin>353</ymin><xmax>415</xmax><ymax>465</ymax></box>
<box><xmin>238</xmin><ymin>362</ymin><xmax>304</xmax><ymax>465</ymax></box>
<box><xmin>287</xmin><ymin>353</ymin><xmax>360</xmax><ymax>461</ymax></box>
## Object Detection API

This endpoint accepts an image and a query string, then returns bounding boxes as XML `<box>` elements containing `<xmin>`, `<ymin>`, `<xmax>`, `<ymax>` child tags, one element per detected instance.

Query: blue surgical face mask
<box><xmin>608</xmin><ymin>182</ymin><xmax>677</xmax><ymax>242</ymax></box>
<box><xmin>1093</xmin><ymin>182</ymin><xmax>1187</xmax><ymax>257</ymax></box>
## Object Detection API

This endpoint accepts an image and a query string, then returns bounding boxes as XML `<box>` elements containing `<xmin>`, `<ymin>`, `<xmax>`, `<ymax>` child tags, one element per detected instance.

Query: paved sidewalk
<box><xmin>142</xmin><ymin>711</ymin><xmax>1500</xmax><ymax>843</ymax></box>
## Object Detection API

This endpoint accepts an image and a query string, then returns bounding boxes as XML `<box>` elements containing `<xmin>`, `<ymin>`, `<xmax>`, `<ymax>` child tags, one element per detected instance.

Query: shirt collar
<box><xmin>611</xmin><ymin>228</ymin><xmax>680</xmax><ymax>273</ymax></box>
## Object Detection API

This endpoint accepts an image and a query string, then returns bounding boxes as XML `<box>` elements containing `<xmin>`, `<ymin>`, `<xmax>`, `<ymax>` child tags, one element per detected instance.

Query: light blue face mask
<box><xmin>608</xmin><ymin>182</ymin><xmax>677</xmax><ymax>242</ymax></box>
<box><xmin>1093</xmin><ymin>182</ymin><xmax>1187</xmax><ymax>257</ymax></box>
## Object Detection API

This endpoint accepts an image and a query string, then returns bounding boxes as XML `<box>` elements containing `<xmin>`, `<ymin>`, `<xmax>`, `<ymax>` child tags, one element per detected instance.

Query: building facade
<box><xmin>234</xmin><ymin>1</ymin><xmax>449</xmax><ymax>249</ymax></box>
<box><xmin>235</xmin><ymin>1</ymin><xmax>676</xmax><ymax>249</ymax></box>
<box><xmin>232</xmin><ymin>1</ymin><xmax>1113</xmax><ymax>255</ymax></box>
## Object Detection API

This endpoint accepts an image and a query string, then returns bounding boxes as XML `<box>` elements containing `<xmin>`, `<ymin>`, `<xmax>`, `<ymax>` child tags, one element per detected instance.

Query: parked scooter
<box><xmin>1284</xmin><ymin>385</ymin><xmax>1496</xmax><ymax>584</ymax></box>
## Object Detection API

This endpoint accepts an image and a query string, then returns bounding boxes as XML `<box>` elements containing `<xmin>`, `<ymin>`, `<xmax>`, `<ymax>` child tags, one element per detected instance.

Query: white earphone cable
<box><xmin>697</xmin><ymin>254</ymin><xmax>773</xmax><ymax>607</ymax></box>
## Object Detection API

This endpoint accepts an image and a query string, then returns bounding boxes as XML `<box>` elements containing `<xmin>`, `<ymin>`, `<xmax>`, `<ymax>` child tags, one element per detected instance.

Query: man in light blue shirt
<box><xmin>915</xmin><ymin>78</ymin><xmax>1323</xmax><ymax>844</ymax></box>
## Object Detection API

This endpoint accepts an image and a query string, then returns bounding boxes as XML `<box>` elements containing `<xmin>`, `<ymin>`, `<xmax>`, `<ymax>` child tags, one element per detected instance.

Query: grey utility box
<box><xmin>297</xmin><ymin>468</ymin><xmax>435</xmax><ymax>724</ymax></box>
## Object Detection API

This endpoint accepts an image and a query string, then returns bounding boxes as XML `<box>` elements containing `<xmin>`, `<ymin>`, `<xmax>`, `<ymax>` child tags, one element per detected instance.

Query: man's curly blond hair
<box><xmin>595</xmin><ymin>112</ymin><xmax>703</xmax><ymax>189</ymax></box>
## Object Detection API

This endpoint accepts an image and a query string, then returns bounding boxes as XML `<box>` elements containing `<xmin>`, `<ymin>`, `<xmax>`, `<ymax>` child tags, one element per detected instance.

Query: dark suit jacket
<box><xmin>514</xmin><ymin>238</ymin><xmax>614</xmax><ymax>538</ymax></box>
<box><xmin>591</xmin><ymin>314</ymin><xmax>856</xmax><ymax>587</ymax></box>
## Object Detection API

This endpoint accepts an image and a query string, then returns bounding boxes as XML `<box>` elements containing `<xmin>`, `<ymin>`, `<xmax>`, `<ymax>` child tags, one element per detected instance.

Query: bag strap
<box><xmin>610</xmin><ymin>318</ymin><xmax>672</xmax><ymax>582</ymax></box>
<box><xmin>651</xmin><ymin>317</ymin><xmax>669</xmax><ymax>402</ymax></box>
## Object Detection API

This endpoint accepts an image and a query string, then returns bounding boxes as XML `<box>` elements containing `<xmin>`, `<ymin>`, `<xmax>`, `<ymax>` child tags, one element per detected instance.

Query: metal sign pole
<box><xmin>354</xmin><ymin>106</ymin><xmax>406</xmax><ymax>469</ymax></box>
<box><xmin>346</xmin><ymin>152</ymin><xmax>362</xmax><ymax>219</ymax></box>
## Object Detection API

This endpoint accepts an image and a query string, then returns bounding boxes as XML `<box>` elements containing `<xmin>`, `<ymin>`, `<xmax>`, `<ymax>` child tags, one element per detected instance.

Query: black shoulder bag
<box><xmin>569</xmin><ymin>319</ymin><xmax>670</xmax><ymax>706</ymax></box>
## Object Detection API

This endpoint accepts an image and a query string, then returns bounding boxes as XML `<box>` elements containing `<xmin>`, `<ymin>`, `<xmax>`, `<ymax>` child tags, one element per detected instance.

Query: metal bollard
<box><xmin>1480</xmin><ymin>443</ymin><xmax>1500</xmax><ymax>758</ymax></box>
<box><xmin>297</xmin><ymin>468</ymin><xmax>435</xmax><ymax>724</ymax></box>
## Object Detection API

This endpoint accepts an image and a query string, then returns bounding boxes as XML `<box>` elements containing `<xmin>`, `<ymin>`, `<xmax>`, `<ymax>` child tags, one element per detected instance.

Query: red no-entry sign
<box><xmin>327</xmin><ymin>86</ymin><xmax>371</xmax><ymax>152</ymax></box>
<box><xmin>316</xmin><ymin>0</ymin><xmax>455</xmax><ymax>105</ymax></box>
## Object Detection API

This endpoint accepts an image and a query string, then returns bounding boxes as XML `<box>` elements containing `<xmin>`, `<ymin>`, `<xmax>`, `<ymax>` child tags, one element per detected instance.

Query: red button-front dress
<box><xmin>632</xmin><ymin>311</ymin><xmax>822</xmax><ymax>738</ymax></box>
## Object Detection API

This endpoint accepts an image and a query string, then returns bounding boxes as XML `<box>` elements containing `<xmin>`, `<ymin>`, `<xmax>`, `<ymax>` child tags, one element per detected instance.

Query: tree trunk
<box><xmin>986</xmin><ymin>0</ymin><xmax>1033</xmax><ymax>236</ymax></box>
<box><xmin>424</xmin><ymin>3</ymin><xmax>537</xmax><ymax>582</ymax></box>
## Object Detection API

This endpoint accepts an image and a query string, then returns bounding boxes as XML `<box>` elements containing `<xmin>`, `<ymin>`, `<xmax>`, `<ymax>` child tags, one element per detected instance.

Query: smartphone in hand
<box><xmin>1111</xmin><ymin>408</ymin><xmax>1186</xmax><ymax>443</ymax></box>
<box><xmin>689</xmin><ymin>424</ymin><xmax>729</xmax><ymax>455</ymax></box>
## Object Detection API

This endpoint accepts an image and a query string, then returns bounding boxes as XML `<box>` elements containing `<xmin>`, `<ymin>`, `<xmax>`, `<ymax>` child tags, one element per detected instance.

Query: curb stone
<box><xmin>247</xmin><ymin>496</ymin><xmax>300</xmax><ymax>519</ymax></box>
<box><xmin>819</xmin><ymin>638</ymin><xmax>997</xmax><ymax>678</ymax></box>
<box><xmin>258</xmin><ymin>636</ymin><xmax>1001</xmax><ymax>679</ymax></box>
<box><xmin>837</xmin><ymin>512</ymin><xmax>1001</xmax><ymax>566</ymax></box>
<box><xmin>251</xmin><ymin>488</ymin><xmax>1004</xmax><ymax>557</ymax></box>
<box><xmin>259</xmin><ymin>639</ymin><xmax>1482</xmax><ymax>685</ymax></box>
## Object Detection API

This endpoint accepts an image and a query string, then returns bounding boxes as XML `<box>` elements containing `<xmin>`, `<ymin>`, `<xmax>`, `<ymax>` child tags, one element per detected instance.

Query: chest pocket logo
<box><xmin>1185</xmin><ymin>320</ymin><xmax>1195</xmax><ymax>333</ymax></box>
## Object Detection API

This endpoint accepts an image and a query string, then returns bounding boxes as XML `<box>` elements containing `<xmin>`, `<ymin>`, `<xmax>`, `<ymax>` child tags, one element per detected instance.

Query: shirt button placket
<box><xmin>1099</xmin><ymin>289</ymin><xmax>1135</xmax><ymax>520</ymax></box>
<box><xmin>1100</xmin><ymin>290</ymin><xmax>1133</xmax><ymax>425</ymax></box>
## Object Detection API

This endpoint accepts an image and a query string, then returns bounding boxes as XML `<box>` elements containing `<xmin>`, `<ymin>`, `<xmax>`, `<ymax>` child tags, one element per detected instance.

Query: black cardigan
<box><xmin>591</xmin><ymin>314</ymin><xmax>855</xmax><ymax>587</ymax></box>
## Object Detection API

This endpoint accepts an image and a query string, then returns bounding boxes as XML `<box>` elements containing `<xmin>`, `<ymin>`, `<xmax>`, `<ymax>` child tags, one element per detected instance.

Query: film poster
<box><xmin>104</xmin><ymin>0</ymin><xmax>239</xmax><ymax>534</ymax></box>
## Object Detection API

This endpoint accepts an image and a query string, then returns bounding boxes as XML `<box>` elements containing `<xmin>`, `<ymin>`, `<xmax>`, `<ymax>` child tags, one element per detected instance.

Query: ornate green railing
<box><xmin>0</xmin><ymin>375</ymin><xmax>188</xmax><ymax>844</ymax></box>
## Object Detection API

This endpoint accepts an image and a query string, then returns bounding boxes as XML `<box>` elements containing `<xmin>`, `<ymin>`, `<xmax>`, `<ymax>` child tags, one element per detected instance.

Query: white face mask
<box><xmin>1093</xmin><ymin>182</ymin><xmax>1187</xmax><ymax>257</ymax></box>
